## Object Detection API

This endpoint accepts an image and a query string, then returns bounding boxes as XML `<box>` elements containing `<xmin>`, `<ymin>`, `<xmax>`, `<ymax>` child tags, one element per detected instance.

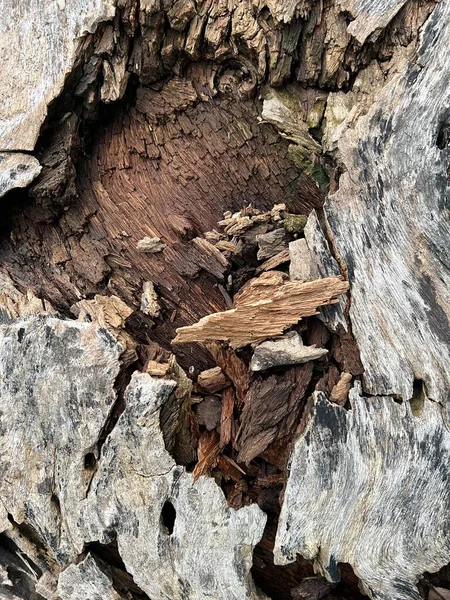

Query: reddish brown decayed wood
<box><xmin>206</xmin><ymin>343</ymin><xmax>249</xmax><ymax>406</ymax></box>
<box><xmin>220</xmin><ymin>387</ymin><xmax>235</xmax><ymax>448</ymax></box>
<box><xmin>193</xmin><ymin>430</ymin><xmax>220</xmax><ymax>481</ymax></box>
<box><xmin>174</xmin><ymin>276</ymin><xmax>349</xmax><ymax>348</ymax></box>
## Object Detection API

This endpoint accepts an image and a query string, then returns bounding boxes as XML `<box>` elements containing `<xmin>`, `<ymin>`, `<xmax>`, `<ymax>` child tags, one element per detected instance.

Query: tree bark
<box><xmin>0</xmin><ymin>1</ymin><xmax>448</xmax><ymax>600</ymax></box>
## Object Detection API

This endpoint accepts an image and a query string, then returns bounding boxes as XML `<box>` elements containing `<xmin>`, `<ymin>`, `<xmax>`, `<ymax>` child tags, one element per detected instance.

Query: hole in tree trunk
<box><xmin>161</xmin><ymin>500</ymin><xmax>176</xmax><ymax>536</ymax></box>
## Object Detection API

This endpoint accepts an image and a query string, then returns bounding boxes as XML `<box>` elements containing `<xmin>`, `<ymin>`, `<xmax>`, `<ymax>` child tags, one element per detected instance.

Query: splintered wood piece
<box><xmin>140</xmin><ymin>281</ymin><xmax>160</xmax><ymax>318</ymax></box>
<box><xmin>206</xmin><ymin>343</ymin><xmax>249</xmax><ymax>405</ymax></box>
<box><xmin>255</xmin><ymin>248</ymin><xmax>290</xmax><ymax>275</ymax></box>
<box><xmin>218</xmin><ymin>455</ymin><xmax>245</xmax><ymax>482</ymax></box>
<box><xmin>174</xmin><ymin>276</ymin><xmax>348</xmax><ymax>348</ymax></box>
<box><xmin>250</xmin><ymin>331</ymin><xmax>328</xmax><ymax>372</ymax></box>
<box><xmin>197</xmin><ymin>366</ymin><xmax>230</xmax><ymax>394</ymax></box>
<box><xmin>330</xmin><ymin>372</ymin><xmax>352</xmax><ymax>405</ymax></box>
<box><xmin>220</xmin><ymin>387</ymin><xmax>235</xmax><ymax>448</ymax></box>
<box><xmin>193</xmin><ymin>430</ymin><xmax>221</xmax><ymax>481</ymax></box>
<box><xmin>144</xmin><ymin>360</ymin><xmax>171</xmax><ymax>377</ymax></box>
<box><xmin>256</xmin><ymin>228</ymin><xmax>288</xmax><ymax>260</ymax></box>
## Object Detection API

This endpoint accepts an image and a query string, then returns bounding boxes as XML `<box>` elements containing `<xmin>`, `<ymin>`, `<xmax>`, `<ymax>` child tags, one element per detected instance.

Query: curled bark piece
<box><xmin>250</xmin><ymin>331</ymin><xmax>328</xmax><ymax>371</ymax></box>
<box><xmin>275</xmin><ymin>382</ymin><xmax>450</xmax><ymax>600</ymax></box>
<box><xmin>0</xmin><ymin>152</ymin><xmax>41</xmax><ymax>197</ymax></box>
<box><xmin>174</xmin><ymin>276</ymin><xmax>349</xmax><ymax>348</ymax></box>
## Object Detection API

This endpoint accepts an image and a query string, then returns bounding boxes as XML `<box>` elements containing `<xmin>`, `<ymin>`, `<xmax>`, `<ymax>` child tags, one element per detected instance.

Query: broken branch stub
<box><xmin>173</xmin><ymin>276</ymin><xmax>349</xmax><ymax>348</ymax></box>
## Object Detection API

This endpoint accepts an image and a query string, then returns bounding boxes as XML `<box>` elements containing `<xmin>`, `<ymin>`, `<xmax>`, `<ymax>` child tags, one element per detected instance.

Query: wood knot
<box><xmin>215</xmin><ymin>59</ymin><xmax>258</xmax><ymax>100</ymax></box>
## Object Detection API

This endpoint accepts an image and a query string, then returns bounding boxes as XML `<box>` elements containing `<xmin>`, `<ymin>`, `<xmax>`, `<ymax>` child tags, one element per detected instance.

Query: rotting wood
<box><xmin>174</xmin><ymin>276</ymin><xmax>349</xmax><ymax>348</ymax></box>
<box><xmin>236</xmin><ymin>363</ymin><xmax>313</xmax><ymax>464</ymax></box>
<box><xmin>0</xmin><ymin>0</ymin><xmax>446</xmax><ymax>598</ymax></box>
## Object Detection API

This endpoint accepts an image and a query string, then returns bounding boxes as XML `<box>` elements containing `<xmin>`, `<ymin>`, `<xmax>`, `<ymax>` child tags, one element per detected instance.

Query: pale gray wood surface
<box><xmin>325</xmin><ymin>0</ymin><xmax>450</xmax><ymax>404</ymax></box>
<box><xmin>0</xmin><ymin>0</ymin><xmax>116</xmax><ymax>151</ymax></box>
<box><xmin>275</xmin><ymin>383</ymin><xmax>450</xmax><ymax>600</ymax></box>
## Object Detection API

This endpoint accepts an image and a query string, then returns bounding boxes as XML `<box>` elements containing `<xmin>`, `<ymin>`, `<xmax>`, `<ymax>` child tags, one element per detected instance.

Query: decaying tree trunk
<box><xmin>0</xmin><ymin>1</ymin><xmax>449</xmax><ymax>599</ymax></box>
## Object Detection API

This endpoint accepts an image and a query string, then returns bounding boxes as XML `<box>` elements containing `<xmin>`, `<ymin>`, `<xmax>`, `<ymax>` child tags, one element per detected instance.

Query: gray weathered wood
<box><xmin>0</xmin><ymin>0</ymin><xmax>116</xmax><ymax>151</ymax></box>
<box><xmin>250</xmin><ymin>331</ymin><xmax>327</xmax><ymax>371</ymax></box>
<box><xmin>325</xmin><ymin>0</ymin><xmax>450</xmax><ymax>404</ymax></box>
<box><xmin>0</xmin><ymin>315</ymin><xmax>266</xmax><ymax>600</ymax></box>
<box><xmin>275</xmin><ymin>382</ymin><xmax>450</xmax><ymax>600</ymax></box>
<box><xmin>57</xmin><ymin>554</ymin><xmax>122</xmax><ymax>600</ymax></box>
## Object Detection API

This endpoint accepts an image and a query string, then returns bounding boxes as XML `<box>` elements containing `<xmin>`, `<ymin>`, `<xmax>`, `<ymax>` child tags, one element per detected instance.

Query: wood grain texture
<box><xmin>340</xmin><ymin>0</ymin><xmax>409</xmax><ymax>43</ymax></box>
<box><xmin>325</xmin><ymin>0</ymin><xmax>450</xmax><ymax>403</ymax></box>
<box><xmin>57</xmin><ymin>554</ymin><xmax>123</xmax><ymax>600</ymax></box>
<box><xmin>275</xmin><ymin>382</ymin><xmax>450</xmax><ymax>600</ymax></box>
<box><xmin>0</xmin><ymin>0</ymin><xmax>116</xmax><ymax>151</ymax></box>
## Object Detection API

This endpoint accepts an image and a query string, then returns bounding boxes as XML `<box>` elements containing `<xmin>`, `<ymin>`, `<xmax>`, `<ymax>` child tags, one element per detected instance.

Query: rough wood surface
<box><xmin>275</xmin><ymin>382</ymin><xmax>450</xmax><ymax>600</ymax></box>
<box><xmin>0</xmin><ymin>0</ymin><xmax>115</xmax><ymax>151</ymax></box>
<box><xmin>249</xmin><ymin>331</ymin><xmax>328</xmax><ymax>372</ymax></box>
<box><xmin>0</xmin><ymin>314</ymin><xmax>267</xmax><ymax>600</ymax></box>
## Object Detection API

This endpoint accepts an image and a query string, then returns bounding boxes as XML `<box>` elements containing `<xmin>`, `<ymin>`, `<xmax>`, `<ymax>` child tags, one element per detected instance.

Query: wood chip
<box><xmin>220</xmin><ymin>387</ymin><xmax>235</xmax><ymax>448</ymax></box>
<box><xmin>143</xmin><ymin>360</ymin><xmax>170</xmax><ymax>377</ymax></box>
<box><xmin>289</xmin><ymin>238</ymin><xmax>319</xmax><ymax>281</ymax></box>
<box><xmin>250</xmin><ymin>331</ymin><xmax>328</xmax><ymax>372</ymax></box>
<box><xmin>206</xmin><ymin>343</ymin><xmax>249</xmax><ymax>406</ymax></box>
<box><xmin>193</xmin><ymin>430</ymin><xmax>220</xmax><ymax>481</ymax></box>
<box><xmin>173</xmin><ymin>276</ymin><xmax>349</xmax><ymax>348</ymax></box>
<box><xmin>196</xmin><ymin>396</ymin><xmax>222</xmax><ymax>431</ymax></box>
<box><xmin>140</xmin><ymin>281</ymin><xmax>160</xmax><ymax>318</ymax></box>
<box><xmin>330</xmin><ymin>372</ymin><xmax>352</xmax><ymax>405</ymax></box>
<box><xmin>197</xmin><ymin>366</ymin><xmax>229</xmax><ymax>394</ymax></box>
<box><xmin>136</xmin><ymin>236</ymin><xmax>166</xmax><ymax>253</ymax></box>
<box><xmin>215</xmin><ymin>240</ymin><xmax>236</xmax><ymax>252</ymax></box>
<box><xmin>255</xmin><ymin>248</ymin><xmax>290</xmax><ymax>275</ymax></box>
<box><xmin>256</xmin><ymin>228</ymin><xmax>288</xmax><ymax>260</ymax></box>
